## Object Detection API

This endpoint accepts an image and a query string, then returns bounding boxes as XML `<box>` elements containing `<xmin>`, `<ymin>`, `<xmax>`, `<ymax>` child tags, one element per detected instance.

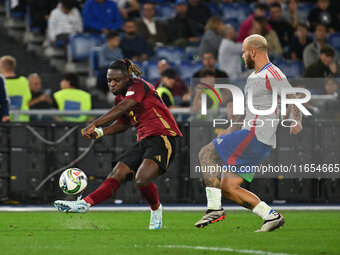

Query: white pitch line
<box><xmin>136</xmin><ymin>244</ymin><xmax>296</xmax><ymax>255</ymax></box>
<box><xmin>0</xmin><ymin>205</ymin><xmax>340</xmax><ymax>212</ymax></box>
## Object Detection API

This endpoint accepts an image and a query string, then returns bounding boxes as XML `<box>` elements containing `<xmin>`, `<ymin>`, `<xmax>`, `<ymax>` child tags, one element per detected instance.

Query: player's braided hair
<box><xmin>109</xmin><ymin>58</ymin><xmax>142</xmax><ymax>79</ymax></box>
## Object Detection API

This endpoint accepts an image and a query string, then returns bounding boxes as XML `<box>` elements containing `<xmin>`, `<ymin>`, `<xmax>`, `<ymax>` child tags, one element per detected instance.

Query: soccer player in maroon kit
<box><xmin>54</xmin><ymin>59</ymin><xmax>182</xmax><ymax>229</ymax></box>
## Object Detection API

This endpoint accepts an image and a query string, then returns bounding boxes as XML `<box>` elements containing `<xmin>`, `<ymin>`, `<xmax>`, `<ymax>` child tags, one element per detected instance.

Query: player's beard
<box><xmin>245</xmin><ymin>53</ymin><xmax>255</xmax><ymax>69</ymax></box>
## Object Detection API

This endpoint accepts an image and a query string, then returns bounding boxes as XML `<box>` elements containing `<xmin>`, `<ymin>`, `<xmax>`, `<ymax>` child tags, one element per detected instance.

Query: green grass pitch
<box><xmin>0</xmin><ymin>211</ymin><xmax>339</xmax><ymax>255</ymax></box>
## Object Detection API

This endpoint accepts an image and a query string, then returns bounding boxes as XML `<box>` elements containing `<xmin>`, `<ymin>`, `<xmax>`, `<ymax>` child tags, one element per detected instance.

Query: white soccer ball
<box><xmin>59</xmin><ymin>168</ymin><xmax>87</xmax><ymax>196</ymax></box>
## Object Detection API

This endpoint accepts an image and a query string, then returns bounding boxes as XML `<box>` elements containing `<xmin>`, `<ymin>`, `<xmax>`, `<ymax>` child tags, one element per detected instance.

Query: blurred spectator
<box><xmin>96</xmin><ymin>31</ymin><xmax>124</xmax><ymax>93</ymax></box>
<box><xmin>0</xmin><ymin>56</ymin><xmax>31</xmax><ymax>122</ymax></box>
<box><xmin>268</xmin><ymin>3</ymin><xmax>294</xmax><ymax>51</ymax></box>
<box><xmin>308</xmin><ymin>0</ymin><xmax>340</xmax><ymax>33</ymax></box>
<box><xmin>137</xmin><ymin>3</ymin><xmax>167</xmax><ymax>48</ymax></box>
<box><xmin>197</xmin><ymin>16</ymin><xmax>223</xmax><ymax>59</ymax></box>
<box><xmin>289</xmin><ymin>23</ymin><xmax>313</xmax><ymax>61</ymax></box>
<box><xmin>120</xmin><ymin>19</ymin><xmax>152</xmax><ymax>61</ymax></box>
<box><xmin>303</xmin><ymin>23</ymin><xmax>339</xmax><ymax>68</ymax></box>
<box><xmin>304</xmin><ymin>46</ymin><xmax>338</xmax><ymax>78</ymax></box>
<box><xmin>252</xmin><ymin>17</ymin><xmax>283</xmax><ymax>55</ymax></box>
<box><xmin>28</xmin><ymin>73</ymin><xmax>53</xmax><ymax>109</ymax></box>
<box><xmin>28</xmin><ymin>0</ymin><xmax>58</xmax><ymax>34</ymax></box>
<box><xmin>324</xmin><ymin>77</ymin><xmax>339</xmax><ymax>96</ymax></box>
<box><xmin>0</xmin><ymin>74</ymin><xmax>9</xmax><ymax>123</ymax></box>
<box><xmin>166</xmin><ymin>0</ymin><xmax>200</xmax><ymax>47</ymax></box>
<box><xmin>187</xmin><ymin>0</ymin><xmax>212</xmax><ymax>34</ymax></box>
<box><xmin>82</xmin><ymin>0</ymin><xmax>123</xmax><ymax>34</ymax></box>
<box><xmin>53</xmin><ymin>73</ymin><xmax>92</xmax><ymax>122</ymax></box>
<box><xmin>156</xmin><ymin>68</ymin><xmax>177</xmax><ymax>108</ymax></box>
<box><xmin>154</xmin><ymin>60</ymin><xmax>188</xmax><ymax>98</ymax></box>
<box><xmin>218</xmin><ymin>25</ymin><xmax>243</xmax><ymax>79</ymax></box>
<box><xmin>237</xmin><ymin>3</ymin><xmax>272</xmax><ymax>43</ymax></box>
<box><xmin>98</xmin><ymin>32</ymin><xmax>124</xmax><ymax>69</ymax></box>
<box><xmin>282</xmin><ymin>0</ymin><xmax>304</xmax><ymax>29</ymax></box>
<box><xmin>114</xmin><ymin>0</ymin><xmax>140</xmax><ymax>19</ymax></box>
<box><xmin>193</xmin><ymin>52</ymin><xmax>229</xmax><ymax>78</ymax></box>
<box><xmin>192</xmin><ymin>69</ymin><xmax>217</xmax><ymax>114</ymax></box>
<box><xmin>48</xmin><ymin>0</ymin><xmax>83</xmax><ymax>46</ymax></box>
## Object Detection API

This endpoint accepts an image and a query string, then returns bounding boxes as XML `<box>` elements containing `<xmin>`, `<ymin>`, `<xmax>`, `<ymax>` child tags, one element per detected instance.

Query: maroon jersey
<box><xmin>114</xmin><ymin>78</ymin><xmax>182</xmax><ymax>141</ymax></box>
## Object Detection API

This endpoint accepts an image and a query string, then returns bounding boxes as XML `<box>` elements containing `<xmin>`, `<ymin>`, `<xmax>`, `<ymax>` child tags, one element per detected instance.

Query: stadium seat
<box><xmin>185</xmin><ymin>46</ymin><xmax>199</xmax><ymax>61</ymax></box>
<box><xmin>223</xmin><ymin>17</ymin><xmax>240</xmax><ymax>30</ymax></box>
<box><xmin>155</xmin><ymin>47</ymin><xmax>185</xmax><ymax>64</ymax></box>
<box><xmin>178</xmin><ymin>61</ymin><xmax>203</xmax><ymax>81</ymax></box>
<box><xmin>328</xmin><ymin>33</ymin><xmax>340</xmax><ymax>53</ymax></box>
<box><xmin>298</xmin><ymin>3</ymin><xmax>314</xmax><ymax>21</ymax></box>
<box><xmin>155</xmin><ymin>3</ymin><xmax>176</xmax><ymax>21</ymax></box>
<box><xmin>220</xmin><ymin>3</ymin><xmax>250</xmax><ymax>24</ymax></box>
<box><xmin>275</xmin><ymin>60</ymin><xmax>304</xmax><ymax>78</ymax></box>
<box><xmin>67</xmin><ymin>34</ymin><xmax>103</xmax><ymax>62</ymax></box>
<box><xmin>208</xmin><ymin>3</ymin><xmax>220</xmax><ymax>16</ymax></box>
<box><xmin>89</xmin><ymin>47</ymin><xmax>101</xmax><ymax>77</ymax></box>
<box><xmin>144</xmin><ymin>61</ymin><xmax>160</xmax><ymax>81</ymax></box>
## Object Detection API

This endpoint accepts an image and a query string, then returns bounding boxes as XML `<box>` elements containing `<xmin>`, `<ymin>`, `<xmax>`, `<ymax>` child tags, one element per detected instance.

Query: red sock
<box><xmin>138</xmin><ymin>182</ymin><xmax>160</xmax><ymax>210</ymax></box>
<box><xmin>84</xmin><ymin>178</ymin><xmax>120</xmax><ymax>206</ymax></box>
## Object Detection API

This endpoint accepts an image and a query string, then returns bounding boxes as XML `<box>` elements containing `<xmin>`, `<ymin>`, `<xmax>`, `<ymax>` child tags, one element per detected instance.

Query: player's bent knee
<box><xmin>135</xmin><ymin>176</ymin><xmax>150</xmax><ymax>188</ymax></box>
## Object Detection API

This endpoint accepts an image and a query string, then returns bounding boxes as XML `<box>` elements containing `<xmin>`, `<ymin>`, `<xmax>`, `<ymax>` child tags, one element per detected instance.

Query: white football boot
<box><xmin>149</xmin><ymin>204</ymin><xmax>162</xmax><ymax>230</ymax></box>
<box><xmin>256</xmin><ymin>212</ymin><xmax>285</xmax><ymax>232</ymax></box>
<box><xmin>54</xmin><ymin>199</ymin><xmax>90</xmax><ymax>213</ymax></box>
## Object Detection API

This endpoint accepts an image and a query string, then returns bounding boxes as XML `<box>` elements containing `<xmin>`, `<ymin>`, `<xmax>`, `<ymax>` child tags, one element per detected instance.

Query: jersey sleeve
<box><xmin>266</xmin><ymin>69</ymin><xmax>292</xmax><ymax>95</ymax></box>
<box><xmin>123</xmin><ymin>81</ymin><xmax>148</xmax><ymax>103</ymax></box>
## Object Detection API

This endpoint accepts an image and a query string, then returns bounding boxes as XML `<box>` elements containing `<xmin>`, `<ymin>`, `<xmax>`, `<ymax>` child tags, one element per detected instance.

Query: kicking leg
<box><xmin>220</xmin><ymin>172</ymin><xmax>284</xmax><ymax>232</ymax></box>
<box><xmin>135</xmin><ymin>159</ymin><xmax>162</xmax><ymax>229</ymax></box>
<box><xmin>195</xmin><ymin>142</ymin><xmax>226</xmax><ymax>228</ymax></box>
<box><xmin>54</xmin><ymin>162</ymin><xmax>132</xmax><ymax>213</ymax></box>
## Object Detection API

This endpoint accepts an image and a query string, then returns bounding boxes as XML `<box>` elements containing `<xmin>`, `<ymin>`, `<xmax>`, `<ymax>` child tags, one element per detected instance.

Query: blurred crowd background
<box><xmin>0</xmin><ymin>0</ymin><xmax>340</xmax><ymax>123</ymax></box>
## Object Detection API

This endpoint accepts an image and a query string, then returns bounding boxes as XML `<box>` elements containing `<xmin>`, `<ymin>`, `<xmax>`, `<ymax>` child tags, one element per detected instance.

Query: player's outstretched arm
<box><xmin>82</xmin><ymin>99</ymin><xmax>137</xmax><ymax>139</ymax></box>
<box><xmin>103</xmin><ymin>121</ymin><xmax>130</xmax><ymax>136</ymax></box>
<box><xmin>286</xmin><ymin>94</ymin><xmax>303</xmax><ymax>135</ymax></box>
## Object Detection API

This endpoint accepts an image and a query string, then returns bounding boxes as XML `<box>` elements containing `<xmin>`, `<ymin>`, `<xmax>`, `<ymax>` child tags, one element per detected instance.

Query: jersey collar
<box><xmin>257</xmin><ymin>62</ymin><xmax>272</xmax><ymax>74</ymax></box>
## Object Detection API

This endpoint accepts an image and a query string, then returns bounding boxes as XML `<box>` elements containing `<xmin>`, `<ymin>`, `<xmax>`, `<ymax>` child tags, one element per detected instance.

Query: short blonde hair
<box><xmin>0</xmin><ymin>55</ymin><xmax>16</xmax><ymax>72</ymax></box>
<box><xmin>205</xmin><ymin>16</ymin><xmax>223</xmax><ymax>34</ymax></box>
<box><xmin>244</xmin><ymin>34</ymin><xmax>268</xmax><ymax>52</ymax></box>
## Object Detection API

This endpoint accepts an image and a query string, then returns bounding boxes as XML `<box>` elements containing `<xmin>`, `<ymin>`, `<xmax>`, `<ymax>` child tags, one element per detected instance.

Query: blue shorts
<box><xmin>213</xmin><ymin>129</ymin><xmax>271</xmax><ymax>182</ymax></box>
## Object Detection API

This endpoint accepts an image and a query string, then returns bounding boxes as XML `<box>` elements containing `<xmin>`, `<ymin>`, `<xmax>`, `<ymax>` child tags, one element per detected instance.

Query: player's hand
<box><xmin>82</xmin><ymin>123</ymin><xmax>96</xmax><ymax>139</ymax></box>
<box><xmin>1</xmin><ymin>116</ymin><xmax>10</xmax><ymax>123</ymax></box>
<box><xmin>290</xmin><ymin>121</ymin><xmax>302</xmax><ymax>135</ymax></box>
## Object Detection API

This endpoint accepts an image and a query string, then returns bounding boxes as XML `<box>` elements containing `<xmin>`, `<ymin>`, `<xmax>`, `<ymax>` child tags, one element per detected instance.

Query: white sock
<box><xmin>206</xmin><ymin>187</ymin><xmax>222</xmax><ymax>210</ymax></box>
<box><xmin>252</xmin><ymin>201</ymin><xmax>274</xmax><ymax>220</ymax></box>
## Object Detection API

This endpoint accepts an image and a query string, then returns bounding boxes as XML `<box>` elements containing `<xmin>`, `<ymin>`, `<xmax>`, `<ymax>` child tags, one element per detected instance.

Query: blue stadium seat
<box><xmin>275</xmin><ymin>60</ymin><xmax>304</xmax><ymax>78</ymax></box>
<box><xmin>155</xmin><ymin>3</ymin><xmax>176</xmax><ymax>21</ymax></box>
<box><xmin>185</xmin><ymin>46</ymin><xmax>199</xmax><ymax>61</ymax></box>
<box><xmin>68</xmin><ymin>34</ymin><xmax>104</xmax><ymax>62</ymax></box>
<box><xmin>144</xmin><ymin>61</ymin><xmax>160</xmax><ymax>81</ymax></box>
<box><xmin>89</xmin><ymin>47</ymin><xmax>101</xmax><ymax>76</ymax></box>
<box><xmin>155</xmin><ymin>47</ymin><xmax>185</xmax><ymax>64</ymax></box>
<box><xmin>223</xmin><ymin>18</ymin><xmax>240</xmax><ymax>31</ymax></box>
<box><xmin>7</xmin><ymin>0</ymin><xmax>25</xmax><ymax>18</ymax></box>
<box><xmin>328</xmin><ymin>33</ymin><xmax>340</xmax><ymax>52</ymax></box>
<box><xmin>178</xmin><ymin>61</ymin><xmax>203</xmax><ymax>81</ymax></box>
<box><xmin>298</xmin><ymin>3</ymin><xmax>313</xmax><ymax>21</ymax></box>
<box><xmin>208</xmin><ymin>3</ymin><xmax>220</xmax><ymax>16</ymax></box>
<box><xmin>220</xmin><ymin>3</ymin><xmax>250</xmax><ymax>24</ymax></box>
